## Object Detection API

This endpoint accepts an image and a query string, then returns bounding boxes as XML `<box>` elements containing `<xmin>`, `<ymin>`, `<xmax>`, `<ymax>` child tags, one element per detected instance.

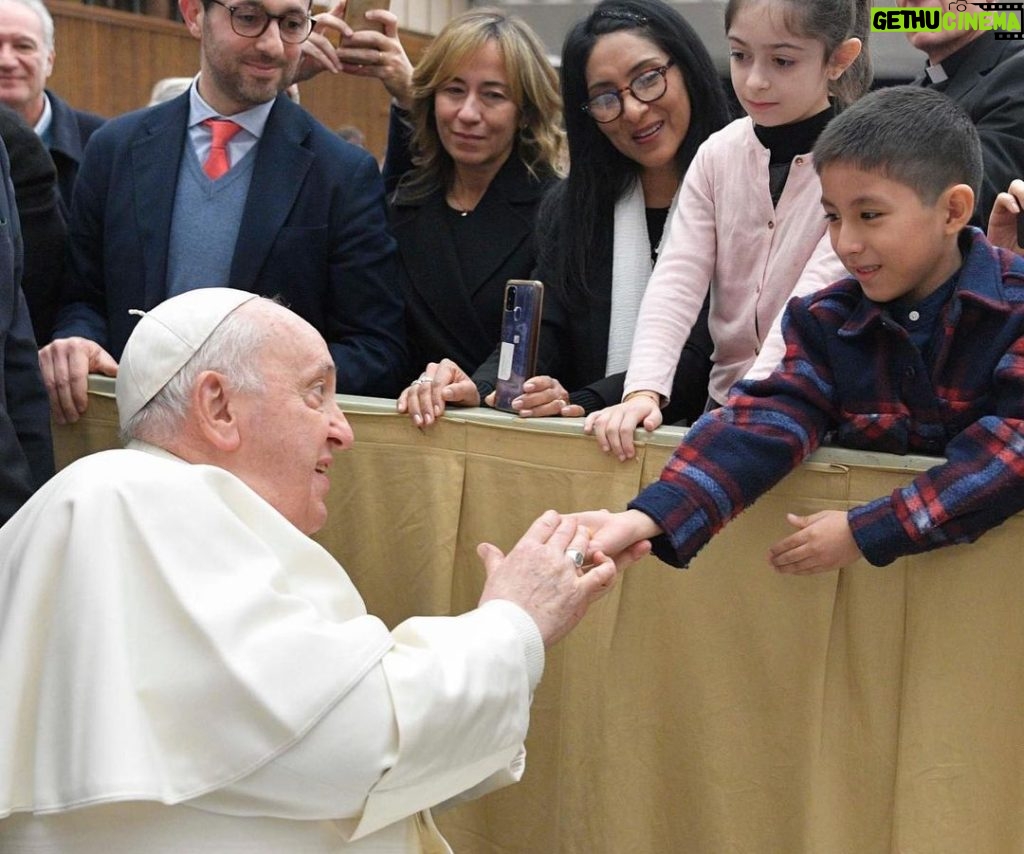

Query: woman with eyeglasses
<box><xmin>302</xmin><ymin>6</ymin><xmax>565</xmax><ymax>397</ymax></box>
<box><xmin>394</xmin><ymin>0</ymin><xmax>731</xmax><ymax>429</ymax></box>
<box><xmin>585</xmin><ymin>0</ymin><xmax>872</xmax><ymax>460</ymax></box>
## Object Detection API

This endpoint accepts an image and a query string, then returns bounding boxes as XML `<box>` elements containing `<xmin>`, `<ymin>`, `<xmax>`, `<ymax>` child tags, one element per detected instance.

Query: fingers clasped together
<box><xmin>477</xmin><ymin>509</ymin><xmax>639</xmax><ymax>647</ymax></box>
<box><xmin>396</xmin><ymin>359</ymin><xmax>481</xmax><ymax>427</ymax></box>
<box><xmin>506</xmin><ymin>376</ymin><xmax>584</xmax><ymax>419</ymax></box>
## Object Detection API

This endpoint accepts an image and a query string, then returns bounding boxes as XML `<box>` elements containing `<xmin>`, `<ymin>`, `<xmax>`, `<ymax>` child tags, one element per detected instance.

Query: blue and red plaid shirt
<box><xmin>631</xmin><ymin>227</ymin><xmax>1024</xmax><ymax>567</ymax></box>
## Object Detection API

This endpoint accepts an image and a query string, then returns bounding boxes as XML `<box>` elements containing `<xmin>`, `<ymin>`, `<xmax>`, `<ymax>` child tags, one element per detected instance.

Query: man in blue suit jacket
<box><xmin>0</xmin><ymin>134</ymin><xmax>53</xmax><ymax>525</ymax></box>
<box><xmin>39</xmin><ymin>0</ymin><xmax>407</xmax><ymax>423</ymax></box>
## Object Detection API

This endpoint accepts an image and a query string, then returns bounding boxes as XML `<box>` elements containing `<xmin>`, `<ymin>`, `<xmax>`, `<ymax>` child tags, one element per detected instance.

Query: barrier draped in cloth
<box><xmin>48</xmin><ymin>384</ymin><xmax>1024</xmax><ymax>854</ymax></box>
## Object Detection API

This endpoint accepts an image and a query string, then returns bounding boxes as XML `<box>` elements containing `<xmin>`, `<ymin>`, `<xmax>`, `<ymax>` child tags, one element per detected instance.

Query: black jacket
<box><xmin>44</xmin><ymin>89</ymin><xmax>105</xmax><ymax>217</ymax></box>
<box><xmin>387</xmin><ymin>112</ymin><xmax>555</xmax><ymax>381</ymax></box>
<box><xmin>915</xmin><ymin>33</ymin><xmax>1024</xmax><ymax>225</ymax></box>
<box><xmin>0</xmin><ymin>135</ymin><xmax>54</xmax><ymax>525</ymax></box>
<box><xmin>0</xmin><ymin>105</ymin><xmax>67</xmax><ymax>344</ymax></box>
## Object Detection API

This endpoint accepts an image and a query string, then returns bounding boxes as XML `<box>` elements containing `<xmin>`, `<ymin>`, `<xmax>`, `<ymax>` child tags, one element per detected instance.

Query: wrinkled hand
<box><xmin>767</xmin><ymin>510</ymin><xmax>862</xmax><ymax>575</ymax></box>
<box><xmin>295</xmin><ymin>1</ymin><xmax>414</xmax><ymax>108</ymax></box>
<box><xmin>38</xmin><ymin>337</ymin><xmax>118</xmax><ymax>425</ymax></box>
<box><xmin>507</xmin><ymin>375</ymin><xmax>584</xmax><ymax>419</ymax></box>
<box><xmin>988</xmin><ymin>178</ymin><xmax>1023</xmax><ymax>256</ymax></box>
<box><xmin>396</xmin><ymin>358</ymin><xmax>481</xmax><ymax>428</ymax></box>
<box><xmin>477</xmin><ymin>510</ymin><xmax>636</xmax><ymax>647</ymax></box>
<box><xmin>583</xmin><ymin>395</ymin><xmax>663</xmax><ymax>461</ymax></box>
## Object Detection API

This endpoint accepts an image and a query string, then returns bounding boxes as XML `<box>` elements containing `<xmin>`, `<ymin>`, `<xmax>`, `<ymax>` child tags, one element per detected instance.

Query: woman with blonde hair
<box><xmin>303</xmin><ymin>6</ymin><xmax>565</xmax><ymax>387</ymax></box>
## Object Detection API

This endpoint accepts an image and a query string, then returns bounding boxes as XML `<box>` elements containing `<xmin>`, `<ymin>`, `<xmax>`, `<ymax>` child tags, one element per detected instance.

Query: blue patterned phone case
<box><xmin>494</xmin><ymin>280</ymin><xmax>544</xmax><ymax>412</ymax></box>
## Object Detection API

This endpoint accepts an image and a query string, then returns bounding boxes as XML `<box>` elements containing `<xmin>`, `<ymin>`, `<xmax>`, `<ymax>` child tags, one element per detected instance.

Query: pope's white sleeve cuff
<box><xmin>479</xmin><ymin>600</ymin><xmax>545</xmax><ymax>691</ymax></box>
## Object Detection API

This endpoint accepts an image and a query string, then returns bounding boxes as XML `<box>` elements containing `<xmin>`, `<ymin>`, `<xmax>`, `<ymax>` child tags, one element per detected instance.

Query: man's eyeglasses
<box><xmin>208</xmin><ymin>0</ymin><xmax>315</xmax><ymax>44</ymax></box>
<box><xmin>582</xmin><ymin>60</ymin><xmax>675</xmax><ymax>124</ymax></box>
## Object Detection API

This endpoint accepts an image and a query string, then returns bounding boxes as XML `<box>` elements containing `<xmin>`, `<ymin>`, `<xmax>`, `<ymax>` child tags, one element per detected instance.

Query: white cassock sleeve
<box><xmin>188</xmin><ymin>600</ymin><xmax>543</xmax><ymax>840</ymax></box>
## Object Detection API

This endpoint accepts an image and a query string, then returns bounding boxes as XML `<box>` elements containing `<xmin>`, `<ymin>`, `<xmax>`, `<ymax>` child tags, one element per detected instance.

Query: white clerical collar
<box><xmin>925</xmin><ymin>63</ymin><xmax>949</xmax><ymax>84</ymax></box>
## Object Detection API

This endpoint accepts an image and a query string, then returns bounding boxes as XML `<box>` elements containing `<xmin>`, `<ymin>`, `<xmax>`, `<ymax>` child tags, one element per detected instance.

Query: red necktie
<box><xmin>202</xmin><ymin>118</ymin><xmax>242</xmax><ymax>180</ymax></box>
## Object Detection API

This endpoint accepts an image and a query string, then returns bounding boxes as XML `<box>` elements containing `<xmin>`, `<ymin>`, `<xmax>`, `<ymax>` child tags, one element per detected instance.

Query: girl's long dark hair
<box><xmin>558</xmin><ymin>0</ymin><xmax>731</xmax><ymax>295</ymax></box>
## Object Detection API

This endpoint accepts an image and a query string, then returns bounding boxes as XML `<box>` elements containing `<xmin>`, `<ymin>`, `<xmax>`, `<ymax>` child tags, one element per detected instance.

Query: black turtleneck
<box><xmin>753</xmin><ymin>103</ymin><xmax>836</xmax><ymax>207</ymax></box>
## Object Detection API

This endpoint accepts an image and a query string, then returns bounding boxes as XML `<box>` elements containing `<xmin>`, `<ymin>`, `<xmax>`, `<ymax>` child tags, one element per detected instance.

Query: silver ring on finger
<box><xmin>565</xmin><ymin>548</ymin><xmax>585</xmax><ymax>571</ymax></box>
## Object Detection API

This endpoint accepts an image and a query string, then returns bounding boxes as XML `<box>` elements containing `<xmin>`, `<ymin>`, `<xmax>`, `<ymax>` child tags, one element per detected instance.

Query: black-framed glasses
<box><xmin>207</xmin><ymin>0</ymin><xmax>315</xmax><ymax>44</ymax></box>
<box><xmin>582</xmin><ymin>60</ymin><xmax>675</xmax><ymax>123</ymax></box>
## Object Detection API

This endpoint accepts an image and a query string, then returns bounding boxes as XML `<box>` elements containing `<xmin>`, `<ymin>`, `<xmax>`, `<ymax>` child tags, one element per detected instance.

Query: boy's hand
<box><xmin>566</xmin><ymin>509</ymin><xmax>658</xmax><ymax>564</ymax></box>
<box><xmin>767</xmin><ymin>510</ymin><xmax>862</xmax><ymax>574</ymax></box>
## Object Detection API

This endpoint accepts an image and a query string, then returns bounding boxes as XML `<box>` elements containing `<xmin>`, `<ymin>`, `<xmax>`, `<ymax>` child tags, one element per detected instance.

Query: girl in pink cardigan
<box><xmin>585</xmin><ymin>0</ymin><xmax>872</xmax><ymax>460</ymax></box>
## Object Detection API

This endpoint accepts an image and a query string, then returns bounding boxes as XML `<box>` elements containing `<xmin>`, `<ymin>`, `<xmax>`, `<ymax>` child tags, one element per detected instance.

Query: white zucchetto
<box><xmin>116</xmin><ymin>288</ymin><xmax>259</xmax><ymax>429</ymax></box>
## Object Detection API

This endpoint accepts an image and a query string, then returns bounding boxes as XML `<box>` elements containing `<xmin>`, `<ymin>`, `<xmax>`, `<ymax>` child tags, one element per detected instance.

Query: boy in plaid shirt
<box><xmin>581</xmin><ymin>86</ymin><xmax>1024</xmax><ymax>572</ymax></box>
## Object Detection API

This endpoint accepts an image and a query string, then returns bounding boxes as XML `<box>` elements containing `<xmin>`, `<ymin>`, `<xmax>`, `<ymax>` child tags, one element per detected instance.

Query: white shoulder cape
<box><xmin>0</xmin><ymin>444</ymin><xmax>394</xmax><ymax>816</ymax></box>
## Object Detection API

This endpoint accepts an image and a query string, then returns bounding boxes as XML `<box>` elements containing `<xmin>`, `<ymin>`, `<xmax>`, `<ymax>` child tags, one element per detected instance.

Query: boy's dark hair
<box><xmin>813</xmin><ymin>85</ymin><xmax>982</xmax><ymax>204</ymax></box>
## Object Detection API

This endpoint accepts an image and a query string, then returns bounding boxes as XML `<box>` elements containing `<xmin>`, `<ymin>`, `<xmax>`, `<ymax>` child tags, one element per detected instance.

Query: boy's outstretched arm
<box><xmin>767</xmin><ymin>510</ymin><xmax>863</xmax><ymax>574</ymax></box>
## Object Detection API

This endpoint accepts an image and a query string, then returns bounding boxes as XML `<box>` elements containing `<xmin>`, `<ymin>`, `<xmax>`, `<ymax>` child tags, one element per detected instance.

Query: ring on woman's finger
<box><xmin>565</xmin><ymin>548</ymin><xmax>585</xmax><ymax>571</ymax></box>
<box><xmin>413</xmin><ymin>375</ymin><xmax>434</xmax><ymax>386</ymax></box>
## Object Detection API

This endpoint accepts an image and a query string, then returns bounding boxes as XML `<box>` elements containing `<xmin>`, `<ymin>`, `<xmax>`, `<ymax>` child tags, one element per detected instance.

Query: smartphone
<box><xmin>344</xmin><ymin>0</ymin><xmax>390</xmax><ymax>32</ymax></box>
<box><xmin>494</xmin><ymin>280</ymin><xmax>544</xmax><ymax>413</ymax></box>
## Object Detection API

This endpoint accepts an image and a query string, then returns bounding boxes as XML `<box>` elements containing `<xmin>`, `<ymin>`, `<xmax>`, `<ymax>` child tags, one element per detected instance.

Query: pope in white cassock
<box><xmin>0</xmin><ymin>288</ymin><xmax>642</xmax><ymax>852</ymax></box>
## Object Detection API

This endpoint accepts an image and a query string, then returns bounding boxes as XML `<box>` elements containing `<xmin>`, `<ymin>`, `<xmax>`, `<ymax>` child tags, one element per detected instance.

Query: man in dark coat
<box><xmin>903</xmin><ymin>0</ymin><xmax>1024</xmax><ymax>223</ymax></box>
<box><xmin>0</xmin><ymin>103</ymin><xmax>67</xmax><ymax>343</ymax></box>
<box><xmin>0</xmin><ymin>131</ymin><xmax>54</xmax><ymax>525</ymax></box>
<box><xmin>0</xmin><ymin>0</ymin><xmax>105</xmax><ymax>214</ymax></box>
